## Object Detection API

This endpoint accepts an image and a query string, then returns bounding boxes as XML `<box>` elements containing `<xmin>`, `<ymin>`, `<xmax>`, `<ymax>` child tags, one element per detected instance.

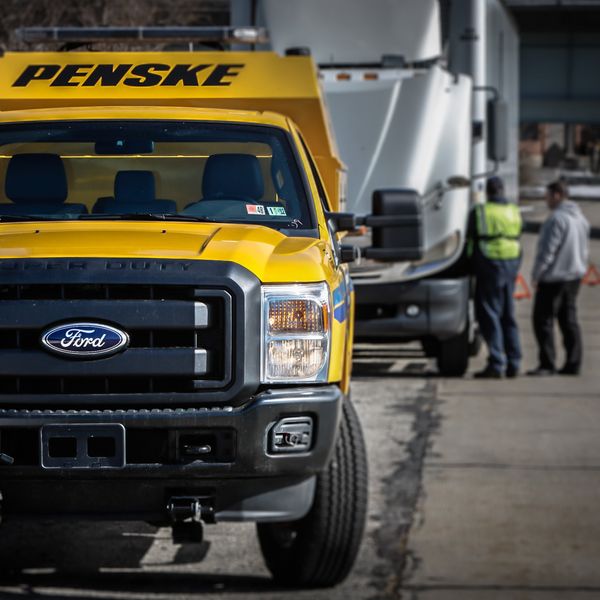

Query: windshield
<box><xmin>0</xmin><ymin>120</ymin><xmax>313</xmax><ymax>231</ymax></box>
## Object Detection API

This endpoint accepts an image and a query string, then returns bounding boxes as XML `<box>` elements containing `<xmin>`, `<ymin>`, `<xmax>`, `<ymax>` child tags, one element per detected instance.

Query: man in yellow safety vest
<box><xmin>468</xmin><ymin>176</ymin><xmax>523</xmax><ymax>378</ymax></box>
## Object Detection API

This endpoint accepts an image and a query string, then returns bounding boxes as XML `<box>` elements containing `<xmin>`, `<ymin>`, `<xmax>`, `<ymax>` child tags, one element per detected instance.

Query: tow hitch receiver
<box><xmin>40</xmin><ymin>424</ymin><xmax>126</xmax><ymax>469</ymax></box>
<box><xmin>167</xmin><ymin>496</ymin><xmax>214</xmax><ymax>523</ymax></box>
<box><xmin>167</xmin><ymin>496</ymin><xmax>214</xmax><ymax>544</ymax></box>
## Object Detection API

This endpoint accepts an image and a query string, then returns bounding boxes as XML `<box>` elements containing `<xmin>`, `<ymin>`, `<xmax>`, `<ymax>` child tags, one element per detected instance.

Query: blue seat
<box><xmin>201</xmin><ymin>154</ymin><xmax>264</xmax><ymax>201</ymax></box>
<box><xmin>0</xmin><ymin>154</ymin><xmax>87</xmax><ymax>216</ymax></box>
<box><xmin>92</xmin><ymin>171</ymin><xmax>177</xmax><ymax>214</ymax></box>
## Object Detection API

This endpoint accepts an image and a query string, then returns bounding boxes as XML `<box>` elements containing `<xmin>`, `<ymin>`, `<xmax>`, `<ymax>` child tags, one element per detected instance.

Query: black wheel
<box><xmin>421</xmin><ymin>337</ymin><xmax>439</xmax><ymax>358</ymax></box>
<box><xmin>257</xmin><ymin>395</ymin><xmax>368</xmax><ymax>588</ymax></box>
<box><xmin>436</xmin><ymin>324</ymin><xmax>470</xmax><ymax>376</ymax></box>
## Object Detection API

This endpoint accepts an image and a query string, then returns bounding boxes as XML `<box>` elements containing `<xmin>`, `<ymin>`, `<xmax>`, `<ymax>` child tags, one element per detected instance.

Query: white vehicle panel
<box><xmin>259</xmin><ymin>0</ymin><xmax>441</xmax><ymax>64</ymax></box>
<box><xmin>324</xmin><ymin>67</ymin><xmax>471</xmax><ymax>278</ymax></box>
<box><xmin>447</xmin><ymin>0</ymin><xmax>520</xmax><ymax>201</ymax></box>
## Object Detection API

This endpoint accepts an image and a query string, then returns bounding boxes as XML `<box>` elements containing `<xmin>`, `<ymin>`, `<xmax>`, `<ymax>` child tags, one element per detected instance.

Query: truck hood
<box><xmin>0</xmin><ymin>221</ymin><xmax>335</xmax><ymax>283</ymax></box>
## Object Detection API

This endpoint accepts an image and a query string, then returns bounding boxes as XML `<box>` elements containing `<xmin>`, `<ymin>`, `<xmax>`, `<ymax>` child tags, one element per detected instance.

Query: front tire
<box><xmin>257</xmin><ymin>395</ymin><xmax>368</xmax><ymax>588</ymax></box>
<box><xmin>436</xmin><ymin>324</ymin><xmax>470</xmax><ymax>376</ymax></box>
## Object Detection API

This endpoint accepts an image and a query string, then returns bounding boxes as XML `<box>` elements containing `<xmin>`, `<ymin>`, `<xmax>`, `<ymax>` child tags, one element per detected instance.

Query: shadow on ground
<box><xmin>0</xmin><ymin>572</ymin><xmax>282</xmax><ymax>597</ymax></box>
<box><xmin>0</xmin><ymin>520</ymin><xmax>281</xmax><ymax>597</ymax></box>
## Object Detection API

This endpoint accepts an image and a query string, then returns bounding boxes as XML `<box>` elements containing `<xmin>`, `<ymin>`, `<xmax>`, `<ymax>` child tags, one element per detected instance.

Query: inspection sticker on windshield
<box><xmin>246</xmin><ymin>204</ymin><xmax>266</xmax><ymax>215</ymax></box>
<box><xmin>267</xmin><ymin>206</ymin><xmax>287</xmax><ymax>217</ymax></box>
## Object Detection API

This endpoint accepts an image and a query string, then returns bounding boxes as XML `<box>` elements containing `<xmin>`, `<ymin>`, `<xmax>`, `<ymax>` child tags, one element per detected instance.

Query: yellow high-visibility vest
<box><xmin>474</xmin><ymin>202</ymin><xmax>522</xmax><ymax>260</ymax></box>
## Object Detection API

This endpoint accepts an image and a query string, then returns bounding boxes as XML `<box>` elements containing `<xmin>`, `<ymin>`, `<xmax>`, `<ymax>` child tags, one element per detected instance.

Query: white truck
<box><xmin>232</xmin><ymin>0</ymin><xmax>519</xmax><ymax>376</ymax></box>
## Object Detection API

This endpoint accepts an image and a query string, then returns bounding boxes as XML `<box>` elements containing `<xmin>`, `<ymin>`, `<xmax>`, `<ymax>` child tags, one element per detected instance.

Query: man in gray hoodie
<box><xmin>529</xmin><ymin>181</ymin><xmax>590</xmax><ymax>376</ymax></box>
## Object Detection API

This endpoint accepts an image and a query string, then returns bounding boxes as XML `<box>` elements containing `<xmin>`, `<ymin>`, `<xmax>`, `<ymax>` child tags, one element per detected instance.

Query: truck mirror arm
<box><xmin>471</xmin><ymin>159</ymin><xmax>500</xmax><ymax>182</ymax></box>
<box><xmin>358</xmin><ymin>214</ymin><xmax>422</xmax><ymax>228</ymax></box>
<box><xmin>329</xmin><ymin>212</ymin><xmax>425</xmax><ymax>263</ymax></box>
<box><xmin>325</xmin><ymin>211</ymin><xmax>425</xmax><ymax>233</ymax></box>
<box><xmin>429</xmin><ymin>176</ymin><xmax>472</xmax><ymax>197</ymax></box>
<box><xmin>328</xmin><ymin>176</ymin><xmax>469</xmax><ymax>263</ymax></box>
<box><xmin>339</xmin><ymin>245</ymin><xmax>360</xmax><ymax>263</ymax></box>
<box><xmin>446</xmin><ymin>176</ymin><xmax>470</xmax><ymax>189</ymax></box>
<box><xmin>325</xmin><ymin>211</ymin><xmax>358</xmax><ymax>233</ymax></box>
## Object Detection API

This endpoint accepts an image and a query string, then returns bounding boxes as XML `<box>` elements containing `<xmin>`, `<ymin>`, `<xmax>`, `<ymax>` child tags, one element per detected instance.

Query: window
<box><xmin>0</xmin><ymin>120</ymin><xmax>314</xmax><ymax>232</ymax></box>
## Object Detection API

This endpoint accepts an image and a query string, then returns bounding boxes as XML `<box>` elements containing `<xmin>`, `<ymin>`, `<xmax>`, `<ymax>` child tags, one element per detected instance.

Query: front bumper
<box><xmin>0</xmin><ymin>385</ymin><xmax>342</xmax><ymax>523</ymax></box>
<box><xmin>354</xmin><ymin>277</ymin><xmax>470</xmax><ymax>341</ymax></box>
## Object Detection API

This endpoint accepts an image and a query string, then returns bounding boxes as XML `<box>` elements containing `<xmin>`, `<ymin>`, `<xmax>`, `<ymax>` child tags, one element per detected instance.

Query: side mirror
<box><xmin>363</xmin><ymin>189</ymin><xmax>423</xmax><ymax>261</ymax></box>
<box><xmin>487</xmin><ymin>98</ymin><xmax>508</xmax><ymax>162</ymax></box>
<box><xmin>325</xmin><ymin>211</ymin><xmax>357</xmax><ymax>233</ymax></box>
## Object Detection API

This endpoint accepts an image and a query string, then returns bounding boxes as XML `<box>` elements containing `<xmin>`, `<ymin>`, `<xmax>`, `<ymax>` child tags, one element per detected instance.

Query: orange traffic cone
<box><xmin>514</xmin><ymin>273</ymin><xmax>532</xmax><ymax>300</ymax></box>
<box><xmin>582</xmin><ymin>264</ymin><xmax>600</xmax><ymax>286</ymax></box>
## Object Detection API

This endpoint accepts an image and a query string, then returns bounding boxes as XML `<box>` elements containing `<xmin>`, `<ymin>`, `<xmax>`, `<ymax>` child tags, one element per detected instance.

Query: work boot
<box><xmin>473</xmin><ymin>365</ymin><xmax>503</xmax><ymax>379</ymax></box>
<box><xmin>558</xmin><ymin>364</ymin><xmax>580</xmax><ymax>376</ymax></box>
<box><xmin>526</xmin><ymin>366</ymin><xmax>555</xmax><ymax>376</ymax></box>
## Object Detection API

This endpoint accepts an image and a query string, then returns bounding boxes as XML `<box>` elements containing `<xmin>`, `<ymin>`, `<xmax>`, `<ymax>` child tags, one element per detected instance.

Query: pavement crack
<box><xmin>370</xmin><ymin>379</ymin><xmax>439</xmax><ymax>599</ymax></box>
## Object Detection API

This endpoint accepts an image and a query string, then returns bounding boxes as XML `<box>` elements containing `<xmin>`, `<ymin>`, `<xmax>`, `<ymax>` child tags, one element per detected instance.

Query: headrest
<box><xmin>114</xmin><ymin>171</ymin><xmax>156</xmax><ymax>203</ymax></box>
<box><xmin>202</xmin><ymin>154</ymin><xmax>264</xmax><ymax>201</ymax></box>
<box><xmin>5</xmin><ymin>153</ymin><xmax>67</xmax><ymax>204</ymax></box>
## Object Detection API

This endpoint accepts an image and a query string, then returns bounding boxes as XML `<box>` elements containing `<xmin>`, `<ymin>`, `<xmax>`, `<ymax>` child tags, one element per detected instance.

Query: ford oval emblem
<box><xmin>40</xmin><ymin>322</ymin><xmax>129</xmax><ymax>359</ymax></box>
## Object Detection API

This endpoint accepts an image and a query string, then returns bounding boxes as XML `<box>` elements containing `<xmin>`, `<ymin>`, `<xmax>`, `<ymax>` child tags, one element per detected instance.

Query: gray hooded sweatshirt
<box><xmin>532</xmin><ymin>200</ymin><xmax>590</xmax><ymax>283</ymax></box>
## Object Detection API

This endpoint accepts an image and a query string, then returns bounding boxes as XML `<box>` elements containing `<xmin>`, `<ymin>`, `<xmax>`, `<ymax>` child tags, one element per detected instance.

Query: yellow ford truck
<box><xmin>0</xmin><ymin>33</ymin><xmax>371</xmax><ymax>587</ymax></box>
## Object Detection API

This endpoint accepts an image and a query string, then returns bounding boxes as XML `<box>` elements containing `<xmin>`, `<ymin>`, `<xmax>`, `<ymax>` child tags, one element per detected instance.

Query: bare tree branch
<box><xmin>0</xmin><ymin>0</ymin><xmax>230</xmax><ymax>51</ymax></box>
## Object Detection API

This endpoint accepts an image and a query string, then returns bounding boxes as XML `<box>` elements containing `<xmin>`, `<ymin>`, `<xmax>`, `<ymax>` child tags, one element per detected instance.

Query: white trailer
<box><xmin>232</xmin><ymin>0</ymin><xmax>519</xmax><ymax>376</ymax></box>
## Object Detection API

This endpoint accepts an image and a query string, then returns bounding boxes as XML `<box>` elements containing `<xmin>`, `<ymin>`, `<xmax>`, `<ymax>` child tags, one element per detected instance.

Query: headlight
<box><xmin>261</xmin><ymin>283</ymin><xmax>331</xmax><ymax>383</ymax></box>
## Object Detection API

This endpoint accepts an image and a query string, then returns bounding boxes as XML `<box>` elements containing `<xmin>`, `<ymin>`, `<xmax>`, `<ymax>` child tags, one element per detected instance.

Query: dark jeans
<box><xmin>533</xmin><ymin>280</ymin><xmax>582</xmax><ymax>371</ymax></box>
<box><xmin>474</xmin><ymin>258</ymin><xmax>522</xmax><ymax>372</ymax></box>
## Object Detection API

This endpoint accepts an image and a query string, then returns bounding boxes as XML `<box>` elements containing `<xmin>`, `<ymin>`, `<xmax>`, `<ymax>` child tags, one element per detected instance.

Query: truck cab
<box><xmin>0</xmin><ymin>46</ymin><xmax>366</xmax><ymax>587</ymax></box>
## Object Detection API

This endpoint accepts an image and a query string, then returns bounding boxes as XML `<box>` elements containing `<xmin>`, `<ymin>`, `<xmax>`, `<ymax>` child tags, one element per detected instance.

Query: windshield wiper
<box><xmin>77</xmin><ymin>213</ymin><xmax>217</xmax><ymax>223</ymax></box>
<box><xmin>0</xmin><ymin>213</ymin><xmax>305</xmax><ymax>229</ymax></box>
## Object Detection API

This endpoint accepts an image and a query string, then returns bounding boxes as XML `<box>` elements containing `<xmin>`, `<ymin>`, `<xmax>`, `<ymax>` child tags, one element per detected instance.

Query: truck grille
<box><xmin>0</xmin><ymin>284</ymin><xmax>230</xmax><ymax>396</ymax></box>
<box><xmin>0</xmin><ymin>259</ymin><xmax>261</xmax><ymax>408</ymax></box>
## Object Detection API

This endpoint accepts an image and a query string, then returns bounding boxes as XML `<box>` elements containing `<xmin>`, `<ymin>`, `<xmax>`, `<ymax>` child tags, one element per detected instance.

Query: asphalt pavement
<box><xmin>403</xmin><ymin>200</ymin><xmax>600</xmax><ymax>599</ymax></box>
<box><xmin>0</xmin><ymin>349</ymin><xmax>432</xmax><ymax>600</ymax></box>
<box><xmin>0</xmin><ymin>200</ymin><xmax>598</xmax><ymax>600</ymax></box>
